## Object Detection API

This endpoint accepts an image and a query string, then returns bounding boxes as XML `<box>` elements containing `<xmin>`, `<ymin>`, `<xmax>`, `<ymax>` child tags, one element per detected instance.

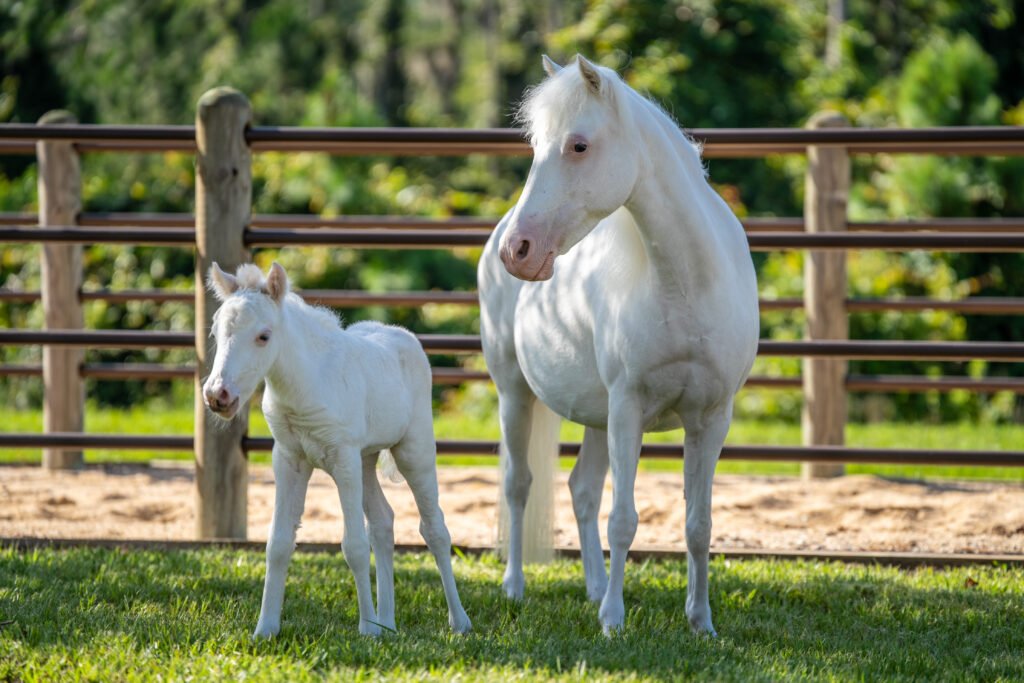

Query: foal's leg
<box><xmin>598</xmin><ymin>391</ymin><xmax>643</xmax><ymax>635</ymax></box>
<box><xmin>683</xmin><ymin>406</ymin><xmax>731</xmax><ymax>637</ymax></box>
<box><xmin>496</xmin><ymin>384</ymin><xmax>537</xmax><ymax>599</ymax></box>
<box><xmin>362</xmin><ymin>453</ymin><xmax>396</xmax><ymax>632</ymax></box>
<box><xmin>254</xmin><ymin>447</ymin><xmax>313</xmax><ymax>639</ymax></box>
<box><xmin>327</xmin><ymin>447</ymin><xmax>380</xmax><ymax>636</ymax></box>
<box><xmin>571</xmin><ymin>427</ymin><xmax>609</xmax><ymax>602</ymax></box>
<box><xmin>392</xmin><ymin>435</ymin><xmax>472</xmax><ymax>634</ymax></box>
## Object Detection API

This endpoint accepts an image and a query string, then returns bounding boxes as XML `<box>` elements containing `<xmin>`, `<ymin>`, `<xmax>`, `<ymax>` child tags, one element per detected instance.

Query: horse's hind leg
<box><xmin>495</xmin><ymin>383</ymin><xmax>536</xmax><ymax>599</ymax></box>
<box><xmin>392</xmin><ymin>433</ymin><xmax>472</xmax><ymax>634</ymax></box>
<box><xmin>683</xmin><ymin>405</ymin><xmax>731</xmax><ymax>637</ymax></box>
<box><xmin>571</xmin><ymin>426</ymin><xmax>609</xmax><ymax>602</ymax></box>
<box><xmin>362</xmin><ymin>453</ymin><xmax>396</xmax><ymax>632</ymax></box>
<box><xmin>254</xmin><ymin>446</ymin><xmax>313</xmax><ymax>639</ymax></box>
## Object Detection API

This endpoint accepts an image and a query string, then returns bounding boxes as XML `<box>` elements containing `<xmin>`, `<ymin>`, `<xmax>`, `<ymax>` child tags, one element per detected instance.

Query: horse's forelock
<box><xmin>516</xmin><ymin>61</ymin><xmax>624</xmax><ymax>145</ymax></box>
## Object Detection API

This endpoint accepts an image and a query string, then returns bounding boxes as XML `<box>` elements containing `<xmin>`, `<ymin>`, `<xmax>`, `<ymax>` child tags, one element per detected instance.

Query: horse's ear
<box><xmin>266</xmin><ymin>261</ymin><xmax>289</xmax><ymax>303</ymax></box>
<box><xmin>208</xmin><ymin>262</ymin><xmax>238</xmax><ymax>301</ymax></box>
<box><xmin>577</xmin><ymin>55</ymin><xmax>602</xmax><ymax>95</ymax></box>
<box><xmin>542</xmin><ymin>54</ymin><xmax>562</xmax><ymax>77</ymax></box>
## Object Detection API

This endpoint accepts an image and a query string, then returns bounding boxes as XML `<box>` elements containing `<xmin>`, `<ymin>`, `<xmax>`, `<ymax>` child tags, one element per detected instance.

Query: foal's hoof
<box><xmin>359</xmin><ymin>620</ymin><xmax>383</xmax><ymax>637</ymax></box>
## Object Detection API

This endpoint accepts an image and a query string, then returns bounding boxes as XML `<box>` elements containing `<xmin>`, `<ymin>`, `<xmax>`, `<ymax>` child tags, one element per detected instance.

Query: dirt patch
<box><xmin>2</xmin><ymin>464</ymin><xmax>1023</xmax><ymax>554</ymax></box>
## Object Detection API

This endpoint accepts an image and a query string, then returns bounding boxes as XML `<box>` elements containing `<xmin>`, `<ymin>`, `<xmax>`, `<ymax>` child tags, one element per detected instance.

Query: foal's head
<box><xmin>500</xmin><ymin>55</ymin><xmax>640</xmax><ymax>281</ymax></box>
<box><xmin>202</xmin><ymin>262</ymin><xmax>290</xmax><ymax>420</ymax></box>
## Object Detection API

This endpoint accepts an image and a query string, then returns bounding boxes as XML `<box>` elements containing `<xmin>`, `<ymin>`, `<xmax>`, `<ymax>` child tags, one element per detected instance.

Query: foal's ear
<box><xmin>541</xmin><ymin>54</ymin><xmax>562</xmax><ymax>77</ymax></box>
<box><xmin>208</xmin><ymin>262</ymin><xmax>239</xmax><ymax>301</ymax></box>
<box><xmin>266</xmin><ymin>261</ymin><xmax>289</xmax><ymax>303</ymax></box>
<box><xmin>577</xmin><ymin>55</ymin><xmax>602</xmax><ymax>95</ymax></box>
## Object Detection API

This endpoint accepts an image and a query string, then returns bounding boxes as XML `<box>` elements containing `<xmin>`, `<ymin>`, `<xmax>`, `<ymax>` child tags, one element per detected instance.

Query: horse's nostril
<box><xmin>217</xmin><ymin>388</ymin><xmax>229</xmax><ymax>402</ymax></box>
<box><xmin>515</xmin><ymin>239</ymin><xmax>531</xmax><ymax>261</ymax></box>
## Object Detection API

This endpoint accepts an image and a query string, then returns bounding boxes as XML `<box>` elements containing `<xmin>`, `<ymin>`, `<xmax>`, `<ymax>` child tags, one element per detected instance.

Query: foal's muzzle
<box><xmin>204</xmin><ymin>382</ymin><xmax>240</xmax><ymax>419</ymax></box>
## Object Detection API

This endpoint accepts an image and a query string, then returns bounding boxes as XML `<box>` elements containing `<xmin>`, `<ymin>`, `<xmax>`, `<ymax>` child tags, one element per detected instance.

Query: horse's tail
<box><xmin>498</xmin><ymin>399</ymin><xmax>560</xmax><ymax>564</ymax></box>
<box><xmin>377</xmin><ymin>449</ymin><xmax>405</xmax><ymax>484</ymax></box>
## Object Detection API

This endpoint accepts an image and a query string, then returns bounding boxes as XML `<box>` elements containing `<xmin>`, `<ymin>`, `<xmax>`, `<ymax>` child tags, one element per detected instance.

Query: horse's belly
<box><xmin>515</xmin><ymin>322</ymin><xmax>609</xmax><ymax>428</ymax></box>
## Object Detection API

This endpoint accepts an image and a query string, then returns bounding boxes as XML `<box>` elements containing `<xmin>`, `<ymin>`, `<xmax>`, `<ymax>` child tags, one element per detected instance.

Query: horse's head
<box><xmin>500</xmin><ymin>55</ymin><xmax>640</xmax><ymax>281</ymax></box>
<box><xmin>202</xmin><ymin>261</ymin><xmax>290</xmax><ymax>420</ymax></box>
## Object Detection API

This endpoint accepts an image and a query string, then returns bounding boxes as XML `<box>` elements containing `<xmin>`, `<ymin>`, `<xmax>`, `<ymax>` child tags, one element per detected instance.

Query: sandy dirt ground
<box><xmin>2</xmin><ymin>464</ymin><xmax>1023</xmax><ymax>554</ymax></box>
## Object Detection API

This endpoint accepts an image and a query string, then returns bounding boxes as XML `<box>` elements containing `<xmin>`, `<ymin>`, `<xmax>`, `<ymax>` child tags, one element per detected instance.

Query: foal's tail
<box><xmin>498</xmin><ymin>400</ymin><xmax>561</xmax><ymax>564</ymax></box>
<box><xmin>377</xmin><ymin>449</ymin><xmax>405</xmax><ymax>484</ymax></box>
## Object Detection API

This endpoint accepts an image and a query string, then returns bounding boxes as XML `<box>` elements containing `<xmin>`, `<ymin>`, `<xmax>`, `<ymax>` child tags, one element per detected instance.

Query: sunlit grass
<box><xmin>1</xmin><ymin>405</ymin><xmax>1023</xmax><ymax>481</ymax></box>
<box><xmin>1</xmin><ymin>547</ymin><xmax>1022</xmax><ymax>681</ymax></box>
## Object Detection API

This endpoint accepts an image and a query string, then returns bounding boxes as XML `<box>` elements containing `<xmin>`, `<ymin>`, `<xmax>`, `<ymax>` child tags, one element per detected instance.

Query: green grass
<box><xmin>1</xmin><ymin>547</ymin><xmax>1021</xmax><ymax>681</ymax></box>
<box><xmin>2</xmin><ymin>406</ymin><xmax>1023</xmax><ymax>481</ymax></box>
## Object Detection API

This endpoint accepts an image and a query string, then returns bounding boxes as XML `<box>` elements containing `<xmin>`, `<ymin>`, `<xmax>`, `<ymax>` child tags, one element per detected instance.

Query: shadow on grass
<box><xmin>1</xmin><ymin>548</ymin><xmax>1022</xmax><ymax>681</ymax></box>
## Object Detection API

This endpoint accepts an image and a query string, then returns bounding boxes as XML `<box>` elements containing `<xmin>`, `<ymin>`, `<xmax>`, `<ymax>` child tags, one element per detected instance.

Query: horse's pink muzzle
<box><xmin>499</xmin><ymin>230</ymin><xmax>557</xmax><ymax>282</ymax></box>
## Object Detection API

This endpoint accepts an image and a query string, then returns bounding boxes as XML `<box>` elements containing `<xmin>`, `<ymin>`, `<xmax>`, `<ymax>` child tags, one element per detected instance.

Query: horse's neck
<box><xmin>624</xmin><ymin>101</ymin><xmax>740</xmax><ymax>297</ymax></box>
<box><xmin>265</xmin><ymin>300</ymin><xmax>346</xmax><ymax>407</ymax></box>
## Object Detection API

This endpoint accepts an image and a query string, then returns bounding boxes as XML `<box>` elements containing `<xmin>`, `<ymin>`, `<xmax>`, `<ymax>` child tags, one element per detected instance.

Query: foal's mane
<box><xmin>516</xmin><ymin>57</ymin><xmax>708</xmax><ymax>179</ymax></box>
<box><xmin>215</xmin><ymin>264</ymin><xmax>342</xmax><ymax>334</ymax></box>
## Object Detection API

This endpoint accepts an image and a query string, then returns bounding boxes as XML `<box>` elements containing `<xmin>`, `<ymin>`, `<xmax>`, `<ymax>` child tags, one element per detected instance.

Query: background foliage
<box><xmin>2</xmin><ymin>0</ymin><xmax>1023</xmax><ymax>423</ymax></box>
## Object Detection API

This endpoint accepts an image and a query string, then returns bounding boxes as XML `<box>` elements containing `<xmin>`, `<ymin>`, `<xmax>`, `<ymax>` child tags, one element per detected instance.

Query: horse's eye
<box><xmin>257</xmin><ymin>332</ymin><xmax>271</xmax><ymax>344</ymax></box>
<box><xmin>573</xmin><ymin>142</ymin><xmax>588</xmax><ymax>153</ymax></box>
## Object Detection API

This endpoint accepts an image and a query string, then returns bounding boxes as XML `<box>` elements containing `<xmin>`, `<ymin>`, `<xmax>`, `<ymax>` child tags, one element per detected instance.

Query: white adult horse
<box><xmin>478</xmin><ymin>55</ymin><xmax>759</xmax><ymax>635</ymax></box>
<box><xmin>203</xmin><ymin>262</ymin><xmax>471</xmax><ymax>638</ymax></box>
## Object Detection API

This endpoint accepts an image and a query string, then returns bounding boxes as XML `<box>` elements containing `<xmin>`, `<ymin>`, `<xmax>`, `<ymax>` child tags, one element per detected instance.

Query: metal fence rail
<box><xmin>2</xmin><ymin>432</ymin><xmax>1022</xmax><ymax>467</ymax></box>
<box><xmin>4</xmin><ymin>123</ymin><xmax>1024</xmax><ymax>156</ymax></box>
<box><xmin>3</xmin><ymin>329</ymin><xmax>1024</xmax><ymax>360</ymax></box>
<box><xmin>6</xmin><ymin>224</ymin><xmax>1024</xmax><ymax>251</ymax></box>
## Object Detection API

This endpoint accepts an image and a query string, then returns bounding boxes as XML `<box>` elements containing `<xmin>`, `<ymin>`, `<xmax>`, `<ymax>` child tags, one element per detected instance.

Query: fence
<box><xmin>2</xmin><ymin>88</ymin><xmax>1024</xmax><ymax>539</ymax></box>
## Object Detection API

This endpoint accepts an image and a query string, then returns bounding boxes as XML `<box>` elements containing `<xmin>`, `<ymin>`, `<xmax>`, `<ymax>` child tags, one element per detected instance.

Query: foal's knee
<box><xmin>342</xmin><ymin>534</ymin><xmax>372</xmax><ymax>573</ymax></box>
<box><xmin>367</xmin><ymin>505</ymin><xmax>395</xmax><ymax>548</ymax></box>
<box><xmin>419</xmin><ymin>516</ymin><xmax>452</xmax><ymax>553</ymax></box>
<box><xmin>569</xmin><ymin>472</ymin><xmax>600</xmax><ymax>521</ymax></box>
<box><xmin>266</xmin><ymin>534</ymin><xmax>294</xmax><ymax>569</ymax></box>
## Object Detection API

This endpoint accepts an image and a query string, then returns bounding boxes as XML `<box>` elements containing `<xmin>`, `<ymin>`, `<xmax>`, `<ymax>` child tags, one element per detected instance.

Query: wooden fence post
<box><xmin>802</xmin><ymin>111</ymin><xmax>850</xmax><ymax>480</ymax></box>
<box><xmin>194</xmin><ymin>88</ymin><xmax>252</xmax><ymax>538</ymax></box>
<box><xmin>37</xmin><ymin>110</ymin><xmax>84</xmax><ymax>471</ymax></box>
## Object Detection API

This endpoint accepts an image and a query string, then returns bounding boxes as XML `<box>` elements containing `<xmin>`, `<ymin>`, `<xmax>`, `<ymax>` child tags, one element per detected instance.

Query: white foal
<box><xmin>203</xmin><ymin>261</ymin><xmax>471</xmax><ymax>638</ymax></box>
<box><xmin>479</xmin><ymin>56</ymin><xmax>759</xmax><ymax>635</ymax></box>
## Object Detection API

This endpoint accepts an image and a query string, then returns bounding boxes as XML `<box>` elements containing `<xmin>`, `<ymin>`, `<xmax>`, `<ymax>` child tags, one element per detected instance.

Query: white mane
<box><xmin>516</xmin><ymin>57</ymin><xmax>707</xmax><ymax>179</ymax></box>
<box><xmin>212</xmin><ymin>263</ymin><xmax>342</xmax><ymax>335</ymax></box>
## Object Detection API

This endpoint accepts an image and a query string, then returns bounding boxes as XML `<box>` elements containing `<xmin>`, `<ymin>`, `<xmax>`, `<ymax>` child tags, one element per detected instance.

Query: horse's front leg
<box><xmin>254</xmin><ymin>446</ymin><xmax>312</xmax><ymax>639</ymax></box>
<box><xmin>497</xmin><ymin>386</ymin><xmax>536</xmax><ymax>599</ymax></box>
<box><xmin>327</xmin><ymin>447</ymin><xmax>380</xmax><ymax>636</ymax></box>
<box><xmin>598</xmin><ymin>390</ymin><xmax>643</xmax><ymax>635</ymax></box>
<box><xmin>571</xmin><ymin>427</ymin><xmax>609</xmax><ymax>602</ymax></box>
<box><xmin>683</xmin><ymin>406</ymin><xmax>731</xmax><ymax>637</ymax></box>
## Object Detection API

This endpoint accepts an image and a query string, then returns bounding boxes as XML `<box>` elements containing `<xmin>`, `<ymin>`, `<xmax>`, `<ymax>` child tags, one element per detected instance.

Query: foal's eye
<box><xmin>573</xmin><ymin>142</ymin><xmax>588</xmax><ymax>154</ymax></box>
<box><xmin>256</xmin><ymin>331</ymin><xmax>271</xmax><ymax>345</ymax></box>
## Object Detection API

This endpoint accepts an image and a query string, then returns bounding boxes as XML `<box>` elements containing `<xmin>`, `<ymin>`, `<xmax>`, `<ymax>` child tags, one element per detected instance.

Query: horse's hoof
<box><xmin>252</xmin><ymin>622</ymin><xmax>279</xmax><ymax>640</ymax></box>
<box><xmin>687</xmin><ymin>613</ymin><xmax>717</xmax><ymax>637</ymax></box>
<box><xmin>502</xmin><ymin>572</ymin><xmax>525</xmax><ymax>600</ymax></box>
<box><xmin>450</xmin><ymin>610</ymin><xmax>473</xmax><ymax>634</ymax></box>
<box><xmin>598</xmin><ymin>596</ymin><xmax>625</xmax><ymax>635</ymax></box>
<box><xmin>586</xmin><ymin>577</ymin><xmax>608</xmax><ymax>603</ymax></box>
